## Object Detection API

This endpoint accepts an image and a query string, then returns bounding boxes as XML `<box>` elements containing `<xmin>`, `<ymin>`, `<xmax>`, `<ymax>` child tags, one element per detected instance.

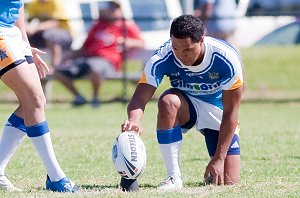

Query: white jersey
<box><xmin>139</xmin><ymin>36</ymin><xmax>243</xmax><ymax>109</ymax></box>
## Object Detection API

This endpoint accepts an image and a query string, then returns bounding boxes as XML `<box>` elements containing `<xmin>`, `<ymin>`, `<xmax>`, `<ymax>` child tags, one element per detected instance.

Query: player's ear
<box><xmin>199</xmin><ymin>36</ymin><xmax>204</xmax><ymax>43</ymax></box>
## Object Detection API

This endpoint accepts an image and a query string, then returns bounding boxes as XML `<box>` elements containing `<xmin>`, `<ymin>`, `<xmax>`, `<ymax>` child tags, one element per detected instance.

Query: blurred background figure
<box><xmin>194</xmin><ymin>0</ymin><xmax>238</xmax><ymax>45</ymax></box>
<box><xmin>26</xmin><ymin>0</ymin><xmax>73</xmax><ymax>70</ymax></box>
<box><xmin>54</xmin><ymin>0</ymin><xmax>144</xmax><ymax>108</ymax></box>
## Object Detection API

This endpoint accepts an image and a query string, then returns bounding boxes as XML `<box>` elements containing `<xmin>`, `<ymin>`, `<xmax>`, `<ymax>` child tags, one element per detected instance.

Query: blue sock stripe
<box><xmin>26</xmin><ymin>121</ymin><xmax>50</xmax><ymax>137</ymax></box>
<box><xmin>156</xmin><ymin>126</ymin><xmax>182</xmax><ymax>144</ymax></box>
<box><xmin>6</xmin><ymin>113</ymin><xmax>26</xmax><ymax>133</ymax></box>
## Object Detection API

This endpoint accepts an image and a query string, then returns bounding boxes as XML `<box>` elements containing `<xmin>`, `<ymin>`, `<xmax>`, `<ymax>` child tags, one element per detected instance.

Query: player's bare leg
<box><xmin>224</xmin><ymin>155</ymin><xmax>240</xmax><ymax>184</ymax></box>
<box><xmin>2</xmin><ymin>62</ymin><xmax>46</xmax><ymax>124</ymax></box>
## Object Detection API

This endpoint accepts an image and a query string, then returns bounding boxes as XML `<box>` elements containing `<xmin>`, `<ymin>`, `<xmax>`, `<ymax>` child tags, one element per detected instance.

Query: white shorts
<box><xmin>0</xmin><ymin>26</ymin><xmax>32</xmax><ymax>77</ymax></box>
<box><xmin>182</xmin><ymin>93</ymin><xmax>240</xmax><ymax>136</ymax></box>
<box><xmin>180</xmin><ymin>91</ymin><xmax>240</xmax><ymax>155</ymax></box>
<box><xmin>184</xmin><ymin>94</ymin><xmax>223</xmax><ymax>132</ymax></box>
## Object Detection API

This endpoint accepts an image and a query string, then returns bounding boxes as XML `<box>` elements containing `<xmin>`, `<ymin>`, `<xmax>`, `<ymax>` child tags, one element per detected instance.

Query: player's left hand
<box><xmin>204</xmin><ymin>158</ymin><xmax>225</xmax><ymax>185</ymax></box>
<box><xmin>121</xmin><ymin>119</ymin><xmax>143</xmax><ymax>135</ymax></box>
<box><xmin>31</xmin><ymin>47</ymin><xmax>49</xmax><ymax>78</ymax></box>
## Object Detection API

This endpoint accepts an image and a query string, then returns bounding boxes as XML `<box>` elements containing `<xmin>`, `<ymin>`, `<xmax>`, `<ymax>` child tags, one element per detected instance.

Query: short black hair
<box><xmin>170</xmin><ymin>14</ymin><xmax>204</xmax><ymax>43</ymax></box>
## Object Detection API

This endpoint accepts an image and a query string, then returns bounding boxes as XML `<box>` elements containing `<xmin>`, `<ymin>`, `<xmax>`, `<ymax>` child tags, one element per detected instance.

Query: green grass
<box><xmin>0</xmin><ymin>46</ymin><xmax>299</xmax><ymax>197</ymax></box>
<box><xmin>0</xmin><ymin>102</ymin><xmax>299</xmax><ymax>197</ymax></box>
<box><xmin>241</xmin><ymin>46</ymin><xmax>300</xmax><ymax>99</ymax></box>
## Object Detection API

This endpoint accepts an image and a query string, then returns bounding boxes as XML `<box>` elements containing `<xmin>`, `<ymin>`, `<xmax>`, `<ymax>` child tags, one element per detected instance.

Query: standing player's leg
<box><xmin>156</xmin><ymin>88</ymin><xmax>192</xmax><ymax>191</ymax></box>
<box><xmin>0</xmin><ymin>33</ymin><xmax>78</xmax><ymax>191</ymax></box>
<box><xmin>0</xmin><ymin>104</ymin><xmax>26</xmax><ymax>191</ymax></box>
<box><xmin>2</xmin><ymin>60</ymin><xmax>77</xmax><ymax>192</ymax></box>
<box><xmin>203</xmin><ymin>128</ymin><xmax>240</xmax><ymax>185</ymax></box>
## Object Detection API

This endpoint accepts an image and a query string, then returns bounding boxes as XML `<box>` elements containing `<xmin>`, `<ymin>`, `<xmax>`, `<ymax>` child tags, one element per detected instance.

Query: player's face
<box><xmin>171</xmin><ymin>36</ymin><xmax>203</xmax><ymax>66</ymax></box>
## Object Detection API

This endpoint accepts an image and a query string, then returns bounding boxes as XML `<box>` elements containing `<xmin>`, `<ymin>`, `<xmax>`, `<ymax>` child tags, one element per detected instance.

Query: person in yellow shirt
<box><xmin>26</xmin><ymin>0</ymin><xmax>73</xmax><ymax>69</ymax></box>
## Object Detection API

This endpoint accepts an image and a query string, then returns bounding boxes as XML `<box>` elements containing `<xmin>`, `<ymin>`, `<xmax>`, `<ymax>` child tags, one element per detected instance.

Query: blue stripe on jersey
<box><xmin>212</xmin><ymin>52</ymin><xmax>235</xmax><ymax>85</ymax></box>
<box><xmin>210</xmin><ymin>37</ymin><xmax>242</xmax><ymax>64</ymax></box>
<box><xmin>151</xmin><ymin>51</ymin><xmax>173</xmax><ymax>86</ymax></box>
<box><xmin>155</xmin><ymin>39</ymin><xmax>171</xmax><ymax>52</ymax></box>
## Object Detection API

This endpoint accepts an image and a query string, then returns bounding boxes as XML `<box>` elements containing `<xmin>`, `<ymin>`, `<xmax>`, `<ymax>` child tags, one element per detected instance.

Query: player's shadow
<box><xmin>184</xmin><ymin>181</ymin><xmax>208</xmax><ymax>187</ymax></box>
<box><xmin>35</xmin><ymin>184</ymin><xmax>128</xmax><ymax>192</ymax></box>
<box><xmin>139</xmin><ymin>183</ymin><xmax>157</xmax><ymax>189</ymax></box>
<box><xmin>79</xmin><ymin>184</ymin><xmax>118</xmax><ymax>191</ymax></box>
<box><xmin>79</xmin><ymin>183</ymin><xmax>157</xmax><ymax>191</ymax></box>
<box><xmin>34</xmin><ymin>185</ymin><xmax>117</xmax><ymax>192</ymax></box>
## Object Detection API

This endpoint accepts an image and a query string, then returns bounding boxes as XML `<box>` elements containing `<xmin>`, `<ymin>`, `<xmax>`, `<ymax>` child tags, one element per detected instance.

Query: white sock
<box><xmin>159</xmin><ymin>141</ymin><xmax>182</xmax><ymax>178</ymax></box>
<box><xmin>0</xmin><ymin>125</ymin><xmax>26</xmax><ymax>175</ymax></box>
<box><xmin>30</xmin><ymin>133</ymin><xmax>66</xmax><ymax>181</ymax></box>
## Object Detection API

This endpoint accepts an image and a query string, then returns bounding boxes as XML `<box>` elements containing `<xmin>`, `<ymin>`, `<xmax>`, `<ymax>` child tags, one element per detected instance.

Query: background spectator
<box><xmin>54</xmin><ymin>0</ymin><xmax>144</xmax><ymax>107</ymax></box>
<box><xmin>26</xmin><ymin>0</ymin><xmax>73</xmax><ymax>70</ymax></box>
<box><xmin>194</xmin><ymin>0</ymin><xmax>238</xmax><ymax>45</ymax></box>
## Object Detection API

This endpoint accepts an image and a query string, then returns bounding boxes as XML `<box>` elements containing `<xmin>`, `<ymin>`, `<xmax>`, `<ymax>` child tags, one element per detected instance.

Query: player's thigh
<box><xmin>0</xmin><ymin>26</ymin><xmax>44</xmax><ymax>103</ymax></box>
<box><xmin>2</xmin><ymin>62</ymin><xmax>45</xmax><ymax>104</ymax></box>
<box><xmin>224</xmin><ymin>155</ymin><xmax>240</xmax><ymax>184</ymax></box>
<box><xmin>159</xmin><ymin>88</ymin><xmax>190</xmax><ymax>125</ymax></box>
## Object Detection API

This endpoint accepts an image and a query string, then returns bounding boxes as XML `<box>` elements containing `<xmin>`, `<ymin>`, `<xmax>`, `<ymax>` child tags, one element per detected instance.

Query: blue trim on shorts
<box><xmin>26</xmin><ymin>121</ymin><xmax>49</xmax><ymax>137</ymax></box>
<box><xmin>203</xmin><ymin>128</ymin><xmax>240</xmax><ymax>156</ymax></box>
<box><xmin>6</xmin><ymin>113</ymin><xmax>26</xmax><ymax>133</ymax></box>
<box><xmin>25</xmin><ymin>56</ymin><xmax>34</xmax><ymax>64</ymax></box>
<box><xmin>157</xmin><ymin>125</ymin><xmax>182</xmax><ymax>144</ymax></box>
<box><xmin>0</xmin><ymin>59</ymin><xmax>26</xmax><ymax>78</ymax></box>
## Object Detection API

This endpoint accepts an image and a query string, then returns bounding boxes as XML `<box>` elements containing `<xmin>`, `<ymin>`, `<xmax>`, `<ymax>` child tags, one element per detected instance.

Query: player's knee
<box><xmin>158</xmin><ymin>93</ymin><xmax>181</xmax><ymax>115</ymax></box>
<box><xmin>28</xmin><ymin>92</ymin><xmax>47</xmax><ymax>110</ymax></box>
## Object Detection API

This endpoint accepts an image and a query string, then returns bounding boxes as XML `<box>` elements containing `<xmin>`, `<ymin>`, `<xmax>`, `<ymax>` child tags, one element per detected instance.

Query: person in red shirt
<box><xmin>55</xmin><ymin>0</ymin><xmax>144</xmax><ymax>107</ymax></box>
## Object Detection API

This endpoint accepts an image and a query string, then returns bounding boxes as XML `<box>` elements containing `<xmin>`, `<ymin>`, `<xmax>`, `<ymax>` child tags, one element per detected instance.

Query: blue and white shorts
<box><xmin>180</xmin><ymin>90</ymin><xmax>240</xmax><ymax>156</ymax></box>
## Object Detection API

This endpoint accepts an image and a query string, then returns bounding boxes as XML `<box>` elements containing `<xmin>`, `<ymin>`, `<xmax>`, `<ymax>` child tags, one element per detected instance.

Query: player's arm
<box><xmin>204</xmin><ymin>85</ymin><xmax>243</xmax><ymax>184</ymax></box>
<box><xmin>15</xmin><ymin>1</ymin><xmax>29</xmax><ymax>43</ymax></box>
<box><xmin>122</xmin><ymin>83</ymin><xmax>156</xmax><ymax>134</ymax></box>
<box><xmin>15</xmin><ymin>1</ymin><xmax>49</xmax><ymax>77</ymax></box>
<box><xmin>218</xmin><ymin>85</ymin><xmax>243</xmax><ymax>158</ymax></box>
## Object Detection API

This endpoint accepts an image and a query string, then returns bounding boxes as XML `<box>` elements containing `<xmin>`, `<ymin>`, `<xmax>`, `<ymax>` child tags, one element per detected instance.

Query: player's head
<box><xmin>170</xmin><ymin>14</ymin><xmax>205</xmax><ymax>66</ymax></box>
<box><xmin>170</xmin><ymin>14</ymin><xmax>204</xmax><ymax>43</ymax></box>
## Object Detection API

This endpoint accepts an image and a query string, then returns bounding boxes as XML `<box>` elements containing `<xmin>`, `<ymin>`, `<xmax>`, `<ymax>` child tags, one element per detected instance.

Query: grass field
<box><xmin>0</xmin><ymin>46</ymin><xmax>299</xmax><ymax>197</ymax></box>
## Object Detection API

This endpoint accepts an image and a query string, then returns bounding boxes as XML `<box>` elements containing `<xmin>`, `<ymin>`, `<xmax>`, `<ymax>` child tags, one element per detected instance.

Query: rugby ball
<box><xmin>112</xmin><ymin>132</ymin><xmax>147</xmax><ymax>179</ymax></box>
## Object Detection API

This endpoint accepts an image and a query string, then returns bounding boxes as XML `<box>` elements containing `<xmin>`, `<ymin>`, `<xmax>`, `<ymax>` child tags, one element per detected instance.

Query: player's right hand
<box><xmin>31</xmin><ymin>47</ymin><xmax>49</xmax><ymax>78</ymax></box>
<box><xmin>121</xmin><ymin>119</ymin><xmax>143</xmax><ymax>135</ymax></box>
